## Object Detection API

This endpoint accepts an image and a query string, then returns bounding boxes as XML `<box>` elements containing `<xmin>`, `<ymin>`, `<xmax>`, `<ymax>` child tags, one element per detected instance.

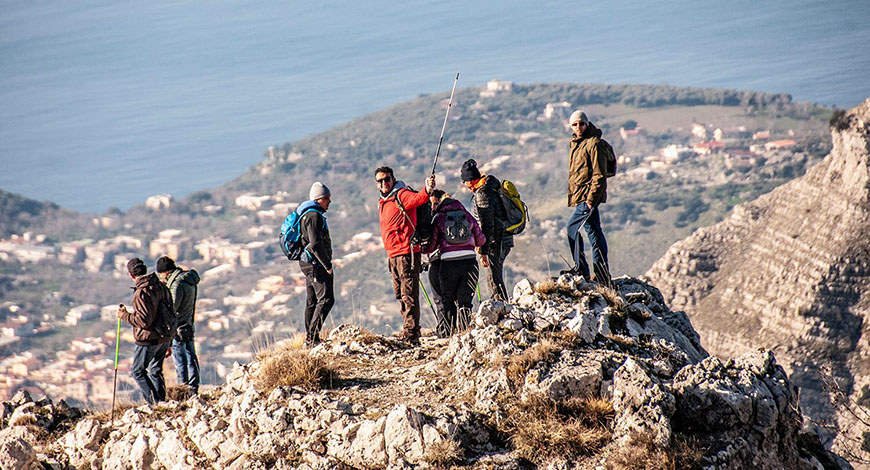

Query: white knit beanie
<box><xmin>309</xmin><ymin>182</ymin><xmax>330</xmax><ymax>201</ymax></box>
<box><xmin>569</xmin><ymin>110</ymin><xmax>589</xmax><ymax>125</ymax></box>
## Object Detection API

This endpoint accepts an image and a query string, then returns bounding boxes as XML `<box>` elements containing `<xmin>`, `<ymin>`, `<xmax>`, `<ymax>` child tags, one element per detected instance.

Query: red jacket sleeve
<box><xmin>398</xmin><ymin>186</ymin><xmax>430</xmax><ymax>210</ymax></box>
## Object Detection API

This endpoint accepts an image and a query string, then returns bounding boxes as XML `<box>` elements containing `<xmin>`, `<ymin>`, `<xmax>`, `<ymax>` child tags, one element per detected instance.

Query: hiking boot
<box><xmin>393</xmin><ymin>330</ymin><xmax>420</xmax><ymax>345</ymax></box>
<box><xmin>560</xmin><ymin>266</ymin><xmax>581</xmax><ymax>276</ymax></box>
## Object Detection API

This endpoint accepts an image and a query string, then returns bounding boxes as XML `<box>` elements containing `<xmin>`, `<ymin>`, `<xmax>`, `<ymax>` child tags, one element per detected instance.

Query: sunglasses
<box><xmin>375</xmin><ymin>177</ymin><xmax>392</xmax><ymax>184</ymax></box>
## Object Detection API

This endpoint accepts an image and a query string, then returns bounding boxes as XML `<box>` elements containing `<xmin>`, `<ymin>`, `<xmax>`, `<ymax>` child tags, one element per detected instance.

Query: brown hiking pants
<box><xmin>389</xmin><ymin>252</ymin><xmax>421</xmax><ymax>336</ymax></box>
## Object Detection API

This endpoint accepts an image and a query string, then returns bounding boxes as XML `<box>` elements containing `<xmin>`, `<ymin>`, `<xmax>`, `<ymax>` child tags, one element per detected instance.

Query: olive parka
<box><xmin>568</xmin><ymin>123</ymin><xmax>608</xmax><ymax>208</ymax></box>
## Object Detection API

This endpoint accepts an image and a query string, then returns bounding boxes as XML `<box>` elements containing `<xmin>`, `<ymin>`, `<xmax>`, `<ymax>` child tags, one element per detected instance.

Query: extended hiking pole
<box><xmin>430</xmin><ymin>72</ymin><xmax>460</xmax><ymax>176</ymax></box>
<box><xmin>110</xmin><ymin>311</ymin><xmax>122</xmax><ymax>426</ymax></box>
<box><xmin>419</xmin><ymin>279</ymin><xmax>438</xmax><ymax>319</ymax></box>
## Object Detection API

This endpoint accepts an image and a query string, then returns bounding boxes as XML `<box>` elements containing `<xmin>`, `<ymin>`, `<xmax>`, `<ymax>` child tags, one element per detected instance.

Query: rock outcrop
<box><xmin>646</xmin><ymin>100</ymin><xmax>870</xmax><ymax>465</ymax></box>
<box><xmin>0</xmin><ymin>276</ymin><xmax>850</xmax><ymax>469</ymax></box>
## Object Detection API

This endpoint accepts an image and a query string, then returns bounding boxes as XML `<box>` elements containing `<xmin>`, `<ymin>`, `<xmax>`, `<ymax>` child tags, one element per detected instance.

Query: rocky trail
<box><xmin>0</xmin><ymin>275</ymin><xmax>853</xmax><ymax>469</ymax></box>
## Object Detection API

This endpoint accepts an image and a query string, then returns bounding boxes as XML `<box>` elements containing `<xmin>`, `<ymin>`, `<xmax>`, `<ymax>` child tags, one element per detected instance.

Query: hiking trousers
<box><xmin>427</xmin><ymin>258</ymin><xmax>449</xmax><ymax>338</ymax></box>
<box><xmin>302</xmin><ymin>264</ymin><xmax>335</xmax><ymax>344</ymax></box>
<box><xmin>440</xmin><ymin>257</ymin><xmax>479</xmax><ymax>334</ymax></box>
<box><xmin>131</xmin><ymin>341</ymin><xmax>170</xmax><ymax>405</ymax></box>
<box><xmin>486</xmin><ymin>237</ymin><xmax>511</xmax><ymax>302</ymax></box>
<box><xmin>171</xmin><ymin>337</ymin><xmax>200</xmax><ymax>393</ymax></box>
<box><xmin>389</xmin><ymin>252</ymin><xmax>421</xmax><ymax>337</ymax></box>
<box><xmin>566</xmin><ymin>202</ymin><xmax>610</xmax><ymax>283</ymax></box>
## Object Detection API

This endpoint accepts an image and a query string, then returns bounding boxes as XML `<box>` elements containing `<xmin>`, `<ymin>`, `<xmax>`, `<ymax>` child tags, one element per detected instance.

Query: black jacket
<box><xmin>472</xmin><ymin>175</ymin><xmax>514</xmax><ymax>256</ymax></box>
<box><xmin>300</xmin><ymin>208</ymin><xmax>332</xmax><ymax>271</ymax></box>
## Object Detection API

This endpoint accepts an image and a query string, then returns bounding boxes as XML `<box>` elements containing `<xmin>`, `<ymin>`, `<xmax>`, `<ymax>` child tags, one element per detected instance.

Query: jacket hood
<box><xmin>177</xmin><ymin>269</ymin><xmax>200</xmax><ymax>286</ymax></box>
<box><xmin>434</xmin><ymin>198</ymin><xmax>465</xmax><ymax>213</ymax></box>
<box><xmin>297</xmin><ymin>200</ymin><xmax>324</xmax><ymax>214</ymax></box>
<box><xmin>134</xmin><ymin>272</ymin><xmax>161</xmax><ymax>290</ymax></box>
<box><xmin>572</xmin><ymin>123</ymin><xmax>602</xmax><ymax>142</ymax></box>
<box><xmin>380</xmin><ymin>180</ymin><xmax>407</xmax><ymax>200</ymax></box>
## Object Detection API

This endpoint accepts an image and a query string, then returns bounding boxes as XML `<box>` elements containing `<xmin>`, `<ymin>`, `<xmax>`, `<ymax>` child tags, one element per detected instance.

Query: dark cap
<box><xmin>127</xmin><ymin>258</ymin><xmax>147</xmax><ymax>276</ymax></box>
<box><xmin>460</xmin><ymin>159</ymin><xmax>481</xmax><ymax>182</ymax></box>
<box><xmin>156</xmin><ymin>256</ymin><xmax>177</xmax><ymax>273</ymax></box>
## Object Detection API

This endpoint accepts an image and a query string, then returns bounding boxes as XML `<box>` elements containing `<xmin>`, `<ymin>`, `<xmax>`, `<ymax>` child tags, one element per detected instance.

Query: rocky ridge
<box><xmin>645</xmin><ymin>100</ymin><xmax>870</xmax><ymax>464</ymax></box>
<box><xmin>0</xmin><ymin>276</ymin><xmax>850</xmax><ymax>469</ymax></box>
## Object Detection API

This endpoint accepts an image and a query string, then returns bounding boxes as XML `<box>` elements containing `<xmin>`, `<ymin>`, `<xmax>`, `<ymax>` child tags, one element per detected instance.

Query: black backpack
<box><xmin>394</xmin><ymin>188</ymin><xmax>433</xmax><ymax>246</ymax></box>
<box><xmin>599</xmin><ymin>138</ymin><xmax>618</xmax><ymax>177</ymax></box>
<box><xmin>150</xmin><ymin>286</ymin><xmax>178</xmax><ymax>340</ymax></box>
<box><xmin>443</xmin><ymin>210</ymin><xmax>472</xmax><ymax>245</ymax></box>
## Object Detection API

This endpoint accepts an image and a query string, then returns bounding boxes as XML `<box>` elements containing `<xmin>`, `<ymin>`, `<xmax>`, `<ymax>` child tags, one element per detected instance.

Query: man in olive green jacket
<box><xmin>565</xmin><ymin>110</ymin><xmax>611</xmax><ymax>285</ymax></box>
<box><xmin>156</xmin><ymin>256</ymin><xmax>201</xmax><ymax>394</ymax></box>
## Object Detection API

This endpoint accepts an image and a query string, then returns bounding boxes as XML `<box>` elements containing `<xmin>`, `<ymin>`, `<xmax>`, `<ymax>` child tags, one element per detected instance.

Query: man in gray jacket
<box><xmin>156</xmin><ymin>256</ymin><xmax>201</xmax><ymax>394</ymax></box>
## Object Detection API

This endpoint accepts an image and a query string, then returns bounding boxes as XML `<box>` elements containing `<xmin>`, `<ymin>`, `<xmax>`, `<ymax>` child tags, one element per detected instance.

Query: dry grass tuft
<box><xmin>534</xmin><ymin>279</ymin><xmax>583</xmax><ymax>298</ymax></box>
<box><xmin>594</xmin><ymin>285</ymin><xmax>628</xmax><ymax>315</ymax></box>
<box><xmin>500</xmin><ymin>331</ymin><xmax>580</xmax><ymax>386</ymax></box>
<box><xmin>256</xmin><ymin>343</ymin><xmax>338</xmax><ymax>393</ymax></box>
<box><xmin>90</xmin><ymin>401</ymin><xmax>139</xmax><ymax>424</ymax></box>
<box><xmin>604</xmin><ymin>334</ymin><xmax>637</xmax><ymax>349</ymax></box>
<box><xmin>166</xmin><ymin>385</ymin><xmax>195</xmax><ymax>402</ymax></box>
<box><xmin>504</xmin><ymin>339</ymin><xmax>562</xmax><ymax>385</ymax></box>
<box><xmin>422</xmin><ymin>436</ymin><xmax>464</xmax><ymax>467</ymax></box>
<box><xmin>500</xmin><ymin>393</ymin><xmax>613</xmax><ymax>464</ymax></box>
<box><xmin>606</xmin><ymin>431</ymin><xmax>706</xmax><ymax>470</ymax></box>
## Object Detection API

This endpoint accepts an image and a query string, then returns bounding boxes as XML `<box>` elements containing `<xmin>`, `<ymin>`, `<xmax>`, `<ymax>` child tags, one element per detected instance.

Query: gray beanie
<box><xmin>309</xmin><ymin>182</ymin><xmax>331</xmax><ymax>201</ymax></box>
<box><xmin>569</xmin><ymin>110</ymin><xmax>589</xmax><ymax>125</ymax></box>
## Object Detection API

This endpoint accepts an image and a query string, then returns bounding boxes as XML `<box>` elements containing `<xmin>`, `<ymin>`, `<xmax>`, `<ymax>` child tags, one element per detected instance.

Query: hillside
<box><xmin>0</xmin><ymin>82</ymin><xmax>832</xmax><ymax>409</ymax></box>
<box><xmin>0</xmin><ymin>275</ymin><xmax>851</xmax><ymax>469</ymax></box>
<box><xmin>645</xmin><ymin>100</ymin><xmax>870</xmax><ymax>465</ymax></box>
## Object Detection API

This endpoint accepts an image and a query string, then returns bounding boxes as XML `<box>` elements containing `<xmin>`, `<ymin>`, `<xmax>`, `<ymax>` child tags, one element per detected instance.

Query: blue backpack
<box><xmin>279</xmin><ymin>203</ymin><xmax>324</xmax><ymax>260</ymax></box>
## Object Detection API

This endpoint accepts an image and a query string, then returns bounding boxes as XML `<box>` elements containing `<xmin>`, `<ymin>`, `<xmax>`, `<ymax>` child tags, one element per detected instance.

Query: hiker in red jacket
<box><xmin>375</xmin><ymin>166</ymin><xmax>436</xmax><ymax>344</ymax></box>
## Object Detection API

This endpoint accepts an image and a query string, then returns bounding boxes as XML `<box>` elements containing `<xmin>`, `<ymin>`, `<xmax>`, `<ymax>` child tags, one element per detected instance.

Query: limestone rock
<box><xmin>612</xmin><ymin>358</ymin><xmax>675</xmax><ymax>447</ymax></box>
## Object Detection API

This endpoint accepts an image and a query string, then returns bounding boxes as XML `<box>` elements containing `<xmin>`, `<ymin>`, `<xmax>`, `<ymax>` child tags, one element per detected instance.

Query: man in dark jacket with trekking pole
<box><xmin>565</xmin><ymin>110</ymin><xmax>611</xmax><ymax>285</ymax></box>
<box><xmin>461</xmin><ymin>159</ymin><xmax>514</xmax><ymax>302</ymax></box>
<box><xmin>298</xmin><ymin>182</ymin><xmax>335</xmax><ymax>347</ymax></box>
<box><xmin>156</xmin><ymin>256</ymin><xmax>201</xmax><ymax>394</ymax></box>
<box><xmin>375</xmin><ymin>166</ymin><xmax>436</xmax><ymax>344</ymax></box>
<box><xmin>117</xmin><ymin>258</ymin><xmax>173</xmax><ymax>405</ymax></box>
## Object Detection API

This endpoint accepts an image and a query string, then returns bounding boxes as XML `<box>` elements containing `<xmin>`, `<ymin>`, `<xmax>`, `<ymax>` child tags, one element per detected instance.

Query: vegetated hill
<box><xmin>213</xmin><ymin>82</ymin><xmax>829</xmax><ymax>272</ymax></box>
<box><xmin>0</xmin><ymin>189</ymin><xmax>98</xmax><ymax>239</ymax></box>
<box><xmin>645</xmin><ymin>99</ymin><xmax>870</xmax><ymax>465</ymax></box>
<box><xmin>0</xmin><ymin>275</ymin><xmax>851</xmax><ymax>469</ymax></box>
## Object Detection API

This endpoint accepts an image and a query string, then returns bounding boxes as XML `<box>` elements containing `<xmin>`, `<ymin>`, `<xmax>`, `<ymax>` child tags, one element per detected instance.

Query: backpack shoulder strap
<box><xmin>392</xmin><ymin>188</ymin><xmax>416</xmax><ymax>229</ymax></box>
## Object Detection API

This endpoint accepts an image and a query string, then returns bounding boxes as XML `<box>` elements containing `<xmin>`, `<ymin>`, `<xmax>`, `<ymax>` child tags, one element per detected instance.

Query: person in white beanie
<box><xmin>565</xmin><ymin>110</ymin><xmax>611</xmax><ymax>285</ymax></box>
<box><xmin>298</xmin><ymin>181</ymin><xmax>334</xmax><ymax>346</ymax></box>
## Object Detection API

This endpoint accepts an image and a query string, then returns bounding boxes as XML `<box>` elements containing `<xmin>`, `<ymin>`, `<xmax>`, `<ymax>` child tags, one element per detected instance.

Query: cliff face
<box><xmin>0</xmin><ymin>275</ymin><xmax>849</xmax><ymax>469</ymax></box>
<box><xmin>646</xmin><ymin>100</ymin><xmax>870</xmax><ymax>463</ymax></box>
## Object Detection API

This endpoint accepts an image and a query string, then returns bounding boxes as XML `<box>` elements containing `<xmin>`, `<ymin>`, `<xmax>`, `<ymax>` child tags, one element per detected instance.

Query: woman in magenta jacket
<box><xmin>423</xmin><ymin>190</ymin><xmax>485</xmax><ymax>336</ymax></box>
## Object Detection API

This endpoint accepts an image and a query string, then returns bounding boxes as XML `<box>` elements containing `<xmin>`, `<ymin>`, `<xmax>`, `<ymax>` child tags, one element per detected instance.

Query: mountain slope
<box><xmin>645</xmin><ymin>100</ymin><xmax>870</xmax><ymax>463</ymax></box>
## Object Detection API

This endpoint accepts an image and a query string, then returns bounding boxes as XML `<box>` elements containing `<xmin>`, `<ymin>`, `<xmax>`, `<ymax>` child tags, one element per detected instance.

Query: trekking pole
<box><xmin>110</xmin><ymin>312</ymin><xmax>121</xmax><ymax>426</ymax></box>
<box><xmin>419</xmin><ymin>279</ymin><xmax>438</xmax><ymax>318</ymax></box>
<box><xmin>476</xmin><ymin>283</ymin><xmax>481</xmax><ymax>302</ymax></box>
<box><xmin>430</xmin><ymin>72</ymin><xmax>460</xmax><ymax>176</ymax></box>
